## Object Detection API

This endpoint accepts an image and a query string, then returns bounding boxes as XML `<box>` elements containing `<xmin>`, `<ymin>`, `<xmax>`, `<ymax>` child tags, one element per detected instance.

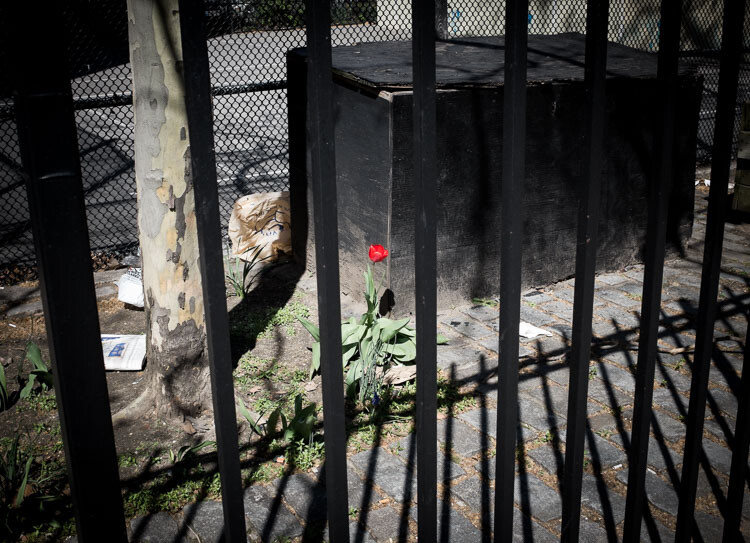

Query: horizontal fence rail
<box><xmin>0</xmin><ymin>80</ymin><xmax>289</xmax><ymax>118</ymax></box>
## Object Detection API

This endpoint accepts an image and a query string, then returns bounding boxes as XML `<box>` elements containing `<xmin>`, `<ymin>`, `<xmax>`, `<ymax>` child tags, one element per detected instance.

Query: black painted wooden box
<box><xmin>288</xmin><ymin>34</ymin><xmax>702</xmax><ymax>313</ymax></box>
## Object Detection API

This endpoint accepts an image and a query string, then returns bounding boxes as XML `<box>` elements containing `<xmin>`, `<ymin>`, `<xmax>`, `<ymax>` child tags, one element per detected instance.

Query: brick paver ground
<box><xmin>119</xmin><ymin>190</ymin><xmax>748</xmax><ymax>541</ymax></box>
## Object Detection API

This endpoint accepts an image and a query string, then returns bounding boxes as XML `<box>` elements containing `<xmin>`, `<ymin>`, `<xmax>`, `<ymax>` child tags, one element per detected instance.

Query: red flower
<box><xmin>368</xmin><ymin>244</ymin><xmax>388</xmax><ymax>263</ymax></box>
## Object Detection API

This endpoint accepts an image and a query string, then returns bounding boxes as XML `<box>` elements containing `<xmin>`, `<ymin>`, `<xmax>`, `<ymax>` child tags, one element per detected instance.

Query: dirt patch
<box><xmin>0</xmin><ymin>262</ymin><xmax>328</xmax><ymax>538</ymax></box>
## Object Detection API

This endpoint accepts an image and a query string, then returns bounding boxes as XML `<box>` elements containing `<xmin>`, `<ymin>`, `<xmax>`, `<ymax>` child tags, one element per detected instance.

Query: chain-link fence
<box><xmin>0</xmin><ymin>0</ymin><xmax>747</xmax><ymax>270</ymax></box>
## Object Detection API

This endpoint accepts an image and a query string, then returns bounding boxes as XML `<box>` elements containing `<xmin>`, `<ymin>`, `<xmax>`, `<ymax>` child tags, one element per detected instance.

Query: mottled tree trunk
<box><xmin>127</xmin><ymin>0</ymin><xmax>212</xmax><ymax>418</ymax></box>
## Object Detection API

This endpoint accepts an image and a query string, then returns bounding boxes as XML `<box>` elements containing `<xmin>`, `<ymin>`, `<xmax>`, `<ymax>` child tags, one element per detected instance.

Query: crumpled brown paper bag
<box><xmin>228</xmin><ymin>191</ymin><xmax>291</xmax><ymax>262</ymax></box>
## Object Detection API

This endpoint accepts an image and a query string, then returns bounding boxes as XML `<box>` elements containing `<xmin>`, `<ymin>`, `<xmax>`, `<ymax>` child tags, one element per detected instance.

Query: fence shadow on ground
<box><xmin>116</xmin><ymin>284</ymin><xmax>749</xmax><ymax>542</ymax></box>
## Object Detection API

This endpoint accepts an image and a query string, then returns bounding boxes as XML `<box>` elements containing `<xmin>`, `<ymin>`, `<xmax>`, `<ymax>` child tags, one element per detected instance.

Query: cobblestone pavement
<box><xmin>117</xmin><ymin>188</ymin><xmax>748</xmax><ymax>542</ymax></box>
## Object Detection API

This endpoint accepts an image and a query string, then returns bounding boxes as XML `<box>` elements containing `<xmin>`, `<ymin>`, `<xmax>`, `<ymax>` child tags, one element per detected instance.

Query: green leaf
<box><xmin>384</xmin><ymin>337</ymin><xmax>417</xmax><ymax>362</ymax></box>
<box><xmin>398</xmin><ymin>326</ymin><xmax>416</xmax><ymax>337</ymax></box>
<box><xmin>365</xmin><ymin>264</ymin><xmax>375</xmax><ymax>301</ymax></box>
<box><xmin>7</xmin><ymin>435</ymin><xmax>19</xmax><ymax>482</ymax></box>
<box><xmin>437</xmin><ymin>333</ymin><xmax>450</xmax><ymax>345</ymax></box>
<box><xmin>267</xmin><ymin>409</ymin><xmax>281</xmax><ymax>436</ymax></box>
<box><xmin>15</xmin><ymin>455</ymin><xmax>31</xmax><ymax>507</ymax></box>
<box><xmin>238</xmin><ymin>398</ymin><xmax>264</xmax><ymax>436</ymax></box>
<box><xmin>25</xmin><ymin>342</ymin><xmax>45</xmax><ymax>372</ymax></box>
<box><xmin>341</xmin><ymin>322</ymin><xmax>365</xmax><ymax>344</ymax></box>
<box><xmin>297</xmin><ymin>317</ymin><xmax>320</xmax><ymax>342</ymax></box>
<box><xmin>30</xmin><ymin>369</ymin><xmax>54</xmax><ymax>391</ymax></box>
<box><xmin>280</xmin><ymin>413</ymin><xmax>288</xmax><ymax>433</ymax></box>
<box><xmin>345</xmin><ymin>359</ymin><xmax>363</xmax><ymax>386</ymax></box>
<box><xmin>374</xmin><ymin>317</ymin><xmax>410</xmax><ymax>343</ymax></box>
<box><xmin>0</xmin><ymin>363</ymin><xmax>7</xmax><ymax>409</ymax></box>
<box><xmin>19</xmin><ymin>375</ymin><xmax>36</xmax><ymax>400</ymax></box>
<box><xmin>309</xmin><ymin>342</ymin><xmax>321</xmax><ymax>379</ymax></box>
<box><xmin>342</xmin><ymin>343</ymin><xmax>358</xmax><ymax>366</ymax></box>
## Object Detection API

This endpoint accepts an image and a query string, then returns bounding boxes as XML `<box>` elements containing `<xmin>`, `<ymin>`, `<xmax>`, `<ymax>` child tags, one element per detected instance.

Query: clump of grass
<box><xmin>285</xmin><ymin>440</ymin><xmax>325</xmax><ymax>471</ymax></box>
<box><xmin>259</xmin><ymin>300</ymin><xmax>310</xmax><ymax>338</ymax></box>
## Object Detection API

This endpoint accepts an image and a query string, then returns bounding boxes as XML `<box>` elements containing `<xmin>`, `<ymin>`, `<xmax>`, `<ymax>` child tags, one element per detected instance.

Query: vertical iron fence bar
<box><xmin>621</xmin><ymin>0</ymin><xmax>682</xmax><ymax>540</ymax></box>
<box><xmin>560</xmin><ymin>0</ymin><xmax>610</xmax><ymax>540</ymax></box>
<box><xmin>8</xmin><ymin>3</ymin><xmax>127</xmax><ymax>541</ymax></box>
<box><xmin>177</xmin><ymin>1</ymin><xmax>247</xmax><ymax>539</ymax></box>
<box><xmin>304</xmin><ymin>0</ymin><xmax>350</xmax><ymax>540</ymax></box>
<box><xmin>494</xmin><ymin>0</ymin><xmax>528</xmax><ymax>540</ymax></box>
<box><xmin>675</xmin><ymin>0</ymin><xmax>747</xmax><ymax>538</ymax></box>
<box><xmin>412</xmin><ymin>0</ymin><xmax>438</xmax><ymax>539</ymax></box>
<box><xmin>722</xmin><ymin>322</ymin><xmax>750</xmax><ymax>541</ymax></box>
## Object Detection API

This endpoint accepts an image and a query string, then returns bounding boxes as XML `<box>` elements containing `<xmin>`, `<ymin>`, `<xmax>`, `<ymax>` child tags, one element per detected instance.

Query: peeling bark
<box><xmin>127</xmin><ymin>0</ymin><xmax>211</xmax><ymax>418</ymax></box>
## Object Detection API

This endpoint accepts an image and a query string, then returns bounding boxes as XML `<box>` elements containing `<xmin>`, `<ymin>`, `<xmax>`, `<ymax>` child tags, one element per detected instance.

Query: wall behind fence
<box><xmin>0</xmin><ymin>0</ymin><xmax>747</xmax><ymax>267</ymax></box>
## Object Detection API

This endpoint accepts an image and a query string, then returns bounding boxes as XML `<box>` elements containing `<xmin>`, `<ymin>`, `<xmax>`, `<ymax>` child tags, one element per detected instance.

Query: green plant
<box><xmin>472</xmin><ymin>297</ymin><xmax>498</xmax><ymax>308</ymax></box>
<box><xmin>226</xmin><ymin>245</ymin><xmax>269</xmax><ymax>299</ymax></box>
<box><xmin>299</xmin><ymin>248</ymin><xmax>447</xmax><ymax>397</ymax></box>
<box><xmin>24</xmin><ymin>393</ymin><xmax>57</xmax><ymax>412</ymax></box>
<box><xmin>588</xmin><ymin>367</ymin><xmax>598</xmax><ymax>380</ymax></box>
<box><xmin>260</xmin><ymin>300</ymin><xmax>310</xmax><ymax>338</ymax></box>
<box><xmin>0</xmin><ymin>435</ymin><xmax>32</xmax><ymax>510</ymax></box>
<box><xmin>285</xmin><ymin>439</ymin><xmax>324</xmax><ymax>471</ymax></box>
<box><xmin>240</xmin><ymin>394</ymin><xmax>317</xmax><ymax>444</ymax></box>
<box><xmin>0</xmin><ymin>363</ymin><xmax>7</xmax><ymax>412</ymax></box>
<box><xmin>19</xmin><ymin>342</ymin><xmax>54</xmax><ymax>400</ymax></box>
<box><xmin>118</xmin><ymin>453</ymin><xmax>138</xmax><ymax>468</ymax></box>
<box><xmin>168</xmin><ymin>441</ymin><xmax>216</xmax><ymax>466</ymax></box>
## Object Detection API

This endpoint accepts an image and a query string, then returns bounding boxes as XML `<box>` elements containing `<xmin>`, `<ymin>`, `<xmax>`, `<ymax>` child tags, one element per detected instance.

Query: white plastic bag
<box><xmin>117</xmin><ymin>267</ymin><xmax>144</xmax><ymax>308</ymax></box>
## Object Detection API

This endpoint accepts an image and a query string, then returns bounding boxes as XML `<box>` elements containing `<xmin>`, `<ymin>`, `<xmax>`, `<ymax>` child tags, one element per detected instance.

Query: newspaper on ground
<box><xmin>519</xmin><ymin>322</ymin><xmax>553</xmax><ymax>339</ymax></box>
<box><xmin>101</xmin><ymin>334</ymin><xmax>146</xmax><ymax>371</ymax></box>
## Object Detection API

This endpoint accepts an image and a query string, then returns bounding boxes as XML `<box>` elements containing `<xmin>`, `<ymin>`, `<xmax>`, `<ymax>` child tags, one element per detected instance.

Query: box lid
<box><xmin>291</xmin><ymin>33</ymin><xmax>689</xmax><ymax>91</ymax></box>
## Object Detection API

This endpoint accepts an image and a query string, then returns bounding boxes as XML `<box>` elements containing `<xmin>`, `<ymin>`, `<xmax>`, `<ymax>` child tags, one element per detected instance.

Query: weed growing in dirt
<box><xmin>0</xmin><ymin>364</ymin><xmax>7</xmax><ymax>412</ymax></box>
<box><xmin>0</xmin><ymin>432</ymin><xmax>72</xmax><ymax>540</ymax></box>
<box><xmin>168</xmin><ymin>441</ymin><xmax>216</xmax><ymax>467</ymax></box>
<box><xmin>436</xmin><ymin>377</ymin><xmax>478</xmax><ymax>414</ymax></box>
<box><xmin>230</xmin><ymin>295</ymin><xmax>310</xmax><ymax>341</ymax></box>
<box><xmin>123</xmin><ymin>471</ymin><xmax>222</xmax><ymax>516</ymax></box>
<box><xmin>285</xmin><ymin>440</ymin><xmax>325</xmax><ymax>471</ymax></box>
<box><xmin>118</xmin><ymin>452</ymin><xmax>138</xmax><ymax>468</ymax></box>
<box><xmin>261</xmin><ymin>300</ymin><xmax>310</xmax><ymax>338</ymax></box>
<box><xmin>243</xmin><ymin>462</ymin><xmax>283</xmax><ymax>485</ymax></box>
<box><xmin>19</xmin><ymin>392</ymin><xmax>57</xmax><ymax>413</ymax></box>
<box><xmin>226</xmin><ymin>245</ymin><xmax>269</xmax><ymax>300</ymax></box>
<box><xmin>234</xmin><ymin>354</ymin><xmax>276</xmax><ymax>387</ymax></box>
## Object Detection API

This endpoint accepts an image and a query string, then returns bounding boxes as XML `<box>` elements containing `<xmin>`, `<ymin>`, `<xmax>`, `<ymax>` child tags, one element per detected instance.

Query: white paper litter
<box><xmin>101</xmin><ymin>334</ymin><xmax>146</xmax><ymax>371</ymax></box>
<box><xmin>519</xmin><ymin>322</ymin><xmax>553</xmax><ymax>339</ymax></box>
<box><xmin>117</xmin><ymin>267</ymin><xmax>144</xmax><ymax>308</ymax></box>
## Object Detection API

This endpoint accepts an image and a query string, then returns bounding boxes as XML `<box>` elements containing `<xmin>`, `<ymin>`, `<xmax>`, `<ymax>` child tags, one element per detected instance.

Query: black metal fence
<box><xmin>6</xmin><ymin>0</ymin><xmax>750</xmax><ymax>541</ymax></box>
<box><xmin>0</xmin><ymin>0</ymin><xmax>748</xmax><ymax>267</ymax></box>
